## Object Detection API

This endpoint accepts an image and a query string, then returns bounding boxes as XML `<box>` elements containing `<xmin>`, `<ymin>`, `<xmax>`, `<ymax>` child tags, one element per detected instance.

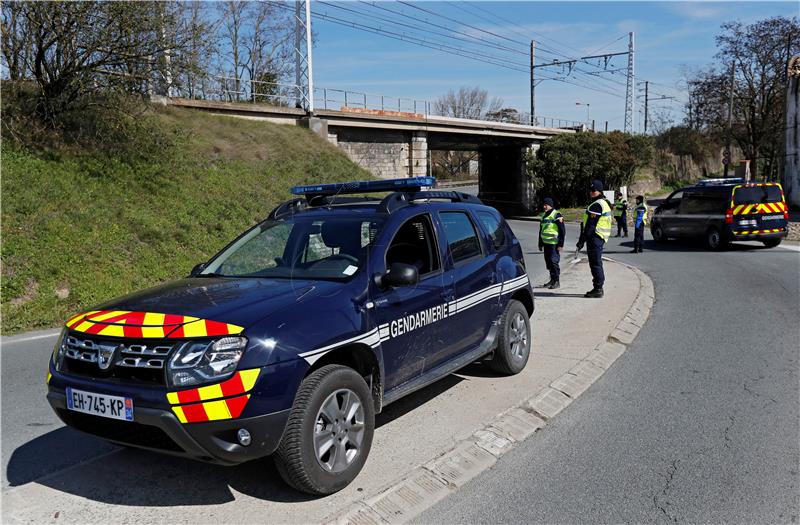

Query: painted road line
<box><xmin>0</xmin><ymin>329</ymin><xmax>61</xmax><ymax>346</ymax></box>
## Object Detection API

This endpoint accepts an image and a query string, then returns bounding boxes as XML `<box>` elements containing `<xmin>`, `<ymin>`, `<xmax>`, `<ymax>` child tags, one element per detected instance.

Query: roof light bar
<box><xmin>291</xmin><ymin>177</ymin><xmax>436</xmax><ymax>196</ymax></box>
<box><xmin>695</xmin><ymin>177</ymin><xmax>745</xmax><ymax>186</ymax></box>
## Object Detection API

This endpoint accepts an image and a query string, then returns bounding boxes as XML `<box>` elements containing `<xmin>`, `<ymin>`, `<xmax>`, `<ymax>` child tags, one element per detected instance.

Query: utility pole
<box><xmin>294</xmin><ymin>0</ymin><xmax>314</xmax><ymax>112</ymax></box>
<box><xmin>295</xmin><ymin>1</ymin><xmax>303</xmax><ymax>108</ymax></box>
<box><xmin>305</xmin><ymin>0</ymin><xmax>314</xmax><ymax>113</ymax></box>
<box><xmin>643</xmin><ymin>81</ymin><xmax>649</xmax><ymax>134</ymax></box>
<box><xmin>624</xmin><ymin>32</ymin><xmax>635</xmax><ymax>133</ymax></box>
<box><xmin>530</xmin><ymin>40</ymin><xmax>536</xmax><ymax>126</ymax></box>
<box><xmin>724</xmin><ymin>60</ymin><xmax>735</xmax><ymax>177</ymax></box>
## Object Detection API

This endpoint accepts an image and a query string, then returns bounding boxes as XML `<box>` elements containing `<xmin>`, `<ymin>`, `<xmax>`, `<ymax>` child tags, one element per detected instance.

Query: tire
<box><xmin>652</xmin><ymin>224</ymin><xmax>666</xmax><ymax>243</ymax></box>
<box><xmin>487</xmin><ymin>299</ymin><xmax>531</xmax><ymax>375</ymax></box>
<box><xmin>762</xmin><ymin>239</ymin><xmax>782</xmax><ymax>248</ymax></box>
<box><xmin>706</xmin><ymin>227</ymin><xmax>725</xmax><ymax>250</ymax></box>
<box><xmin>274</xmin><ymin>365</ymin><xmax>374</xmax><ymax>495</ymax></box>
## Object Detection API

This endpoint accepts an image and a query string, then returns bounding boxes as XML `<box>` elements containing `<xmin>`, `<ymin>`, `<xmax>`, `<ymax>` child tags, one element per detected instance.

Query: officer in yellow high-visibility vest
<box><xmin>576</xmin><ymin>180</ymin><xmax>612</xmax><ymax>298</ymax></box>
<box><xmin>613</xmin><ymin>191</ymin><xmax>629</xmax><ymax>237</ymax></box>
<box><xmin>537</xmin><ymin>197</ymin><xmax>565</xmax><ymax>289</ymax></box>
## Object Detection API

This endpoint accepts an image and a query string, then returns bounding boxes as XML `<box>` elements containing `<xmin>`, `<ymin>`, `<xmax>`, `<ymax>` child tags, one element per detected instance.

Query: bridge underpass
<box><xmin>165</xmin><ymin>98</ymin><xmax>577</xmax><ymax>215</ymax></box>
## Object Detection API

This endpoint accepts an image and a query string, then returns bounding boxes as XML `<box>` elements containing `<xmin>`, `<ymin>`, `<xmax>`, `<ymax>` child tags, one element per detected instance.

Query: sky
<box><xmin>309</xmin><ymin>1</ymin><xmax>798</xmax><ymax>131</ymax></box>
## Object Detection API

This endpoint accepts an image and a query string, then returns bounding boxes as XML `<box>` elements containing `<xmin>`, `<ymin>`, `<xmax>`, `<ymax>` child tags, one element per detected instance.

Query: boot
<box><xmin>584</xmin><ymin>287</ymin><xmax>604</xmax><ymax>298</ymax></box>
<box><xmin>539</xmin><ymin>279</ymin><xmax>553</xmax><ymax>288</ymax></box>
<box><xmin>548</xmin><ymin>279</ymin><xmax>560</xmax><ymax>289</ymax></box>
<box><xmin>630</xmin><ymin>248</ymin><xmax>638</xmax><ymax>253</ymax></box>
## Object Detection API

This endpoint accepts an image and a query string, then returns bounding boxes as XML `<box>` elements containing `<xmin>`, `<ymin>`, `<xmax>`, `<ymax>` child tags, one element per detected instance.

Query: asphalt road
<box><xmin>418</xmin><ymin>232</ymin><xmax>800</xmax><ymax>523</ymax></box>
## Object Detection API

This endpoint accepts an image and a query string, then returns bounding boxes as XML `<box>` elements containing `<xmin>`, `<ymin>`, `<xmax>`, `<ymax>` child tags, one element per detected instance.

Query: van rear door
<box><xmin>730</xmin><ymin>184</ymin><xmax>788</xmax><ymax>234</ymax></box>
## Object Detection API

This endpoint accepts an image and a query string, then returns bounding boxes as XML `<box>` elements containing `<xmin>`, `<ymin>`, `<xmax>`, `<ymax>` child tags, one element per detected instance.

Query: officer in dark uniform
<box><xmin>576</xmin><ymin>180</ymin><xmax>612</xmax><ymax>298</ymax></box>
<box><xmin>537</xmin><ymin>197</ymin><xmax>566</xmax><ymax>289</ymax></box>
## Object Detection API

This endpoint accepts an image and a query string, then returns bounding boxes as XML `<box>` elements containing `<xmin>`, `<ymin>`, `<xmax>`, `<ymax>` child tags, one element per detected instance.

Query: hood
<box><xmin>67</xmin><ymin>277</ymin><xmax>346</xmax><ymax>338</ymax></box>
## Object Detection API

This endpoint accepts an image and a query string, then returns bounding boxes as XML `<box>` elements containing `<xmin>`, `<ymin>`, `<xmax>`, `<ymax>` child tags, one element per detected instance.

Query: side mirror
<box><xmin>190</xmin><ymin>263</ymin><xmax>207</xmax><ymax>276</ymax></box>
<box><xmin>378</xmin><ymin>263</ymin><xmax>419</xmax><ymax>288</ymax></box>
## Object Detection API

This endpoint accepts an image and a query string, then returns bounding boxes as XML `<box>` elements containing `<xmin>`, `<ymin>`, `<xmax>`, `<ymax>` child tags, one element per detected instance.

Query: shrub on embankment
<box><xmin>1</xmin><ymin>105</ymin><xmax>370</xmax><ymax>334</ymax></box>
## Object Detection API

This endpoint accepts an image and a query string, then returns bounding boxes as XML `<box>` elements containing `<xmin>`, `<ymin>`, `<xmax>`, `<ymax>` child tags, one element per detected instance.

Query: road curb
<box><xmin>325</xmin><ymin>260</ymin><xmax>656</xmax><ymax>525</ymax></box>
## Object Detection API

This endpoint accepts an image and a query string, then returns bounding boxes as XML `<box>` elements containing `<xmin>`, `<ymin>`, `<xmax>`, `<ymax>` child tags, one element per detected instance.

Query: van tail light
<box><xmin>785</xmin><ymin>210</ymin><xmax>790</xmax><ymax>220</ymax></box>
<box><xmin>725</xmin><ymin>209</ymin><xmax>734</xmax><ymax>224</ymax></box>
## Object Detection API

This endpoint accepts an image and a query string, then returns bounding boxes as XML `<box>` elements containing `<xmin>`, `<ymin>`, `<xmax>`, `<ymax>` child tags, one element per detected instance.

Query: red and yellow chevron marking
<box><xmin>731</xmin><ymin>201</ymin><xmax>786</xmax><ymax>215</ymax></box>
<box><xmin>734</xmin><ymin>228</ymin><xmax>785</xmax><ymax>235</ymax></box>
<box><xmin>171</xmin><ymin>394</ymin><xmax>251</xmax><ymax>423</ymax></box>
<box><xmin>65</xmin><ymin>310</ymin><xmax>244</xmax><ymax>339</ymax></box>
<box><xmin>166</xmin><ymin>369</ymin><xmax>259</xmax><ymax>423</ymax></box>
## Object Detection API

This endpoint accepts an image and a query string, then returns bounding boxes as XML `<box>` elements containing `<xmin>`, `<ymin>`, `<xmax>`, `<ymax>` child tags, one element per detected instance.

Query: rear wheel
<box><xmin>487</xmin><ymin>300</ymin><xmax>531</xmax><ymax>375</ymax></box>
<box><xmin>652</xmin><ymin>224</ymin><xmax>666</xmax><ymax>243</ymax></box>
<box><xmin>706</xmin><ymin>227</ymin><xmax>726</xmax><ymax>250</ymax></box>
<box><xmin>274</xmin><ymin>365</ymin><xmax>374</xmax><ymax>495</ymax></box>
<box><xmin>762</xmin><ymin>239</ymin><xmax>782</xmax><ymax>248</ymax></box>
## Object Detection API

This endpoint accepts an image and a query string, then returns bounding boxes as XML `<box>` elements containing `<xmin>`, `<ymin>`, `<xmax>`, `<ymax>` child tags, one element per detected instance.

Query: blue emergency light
<box><xmin>291</xmin><ymin>177</ymin><xmax>436</xmax><ymax>196</ymax></box>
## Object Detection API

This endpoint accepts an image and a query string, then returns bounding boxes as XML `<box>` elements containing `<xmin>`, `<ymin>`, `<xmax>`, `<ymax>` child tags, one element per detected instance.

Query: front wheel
<box><xmin>274</xmin><ymin>365</ymin><xmax>374</xmax><ymax>495</ymax></box>
<box><xmin>762</xmin><ymin>239</ymin><xmax>782</xmax><ymax>248</ymax></box>
<box><xmin>487</xmin><ymin>299</ymin><xmax>531</xmax><ymax>375</ymax></box>
<box><xmin>651</xmin><ymin>224</ymin><xmax>666</xmax><ymax>243</ymax></box>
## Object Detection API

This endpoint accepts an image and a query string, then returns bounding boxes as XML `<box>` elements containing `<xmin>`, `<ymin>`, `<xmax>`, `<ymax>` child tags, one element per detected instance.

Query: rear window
<box><xmin>733</xmin><ymin>185</ymin><xmax>782</xmax><ymax>205</ymax></box>
<box><xmin>477</xmin><ymin>211</ymin><xmax>507</xmax><ymax>249</ymax></box>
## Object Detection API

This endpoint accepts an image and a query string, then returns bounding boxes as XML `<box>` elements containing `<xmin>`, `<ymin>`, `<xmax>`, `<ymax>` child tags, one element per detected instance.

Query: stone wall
<box><xmin>327</xmin><ymin>128</ymin><xmax>428</xmax><ymax>179</ymax></box>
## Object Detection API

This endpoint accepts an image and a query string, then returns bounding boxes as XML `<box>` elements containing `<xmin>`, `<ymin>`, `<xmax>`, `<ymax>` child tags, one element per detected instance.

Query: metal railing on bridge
<box><xmin>184</xmin><ymin>76</ymin><xmax>586</xmax><ymax>130</ymax></box>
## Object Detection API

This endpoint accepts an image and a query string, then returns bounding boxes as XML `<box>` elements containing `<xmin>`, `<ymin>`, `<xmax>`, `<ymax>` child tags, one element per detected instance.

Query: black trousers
<box><xmin>615</xmin><ymin>214</ymin><xmax>628</xmax><ymax>235</ymax></box>
<box><xmin>543</xmin><ymin>244</ymin><xmax>560</xmax><ymax>280</ymax></box>
<box><xmin>634</xmin><ymin>225</ymin><xmax>645</xmax><ymax>251</ymax></box>
<box><xmin>586</xmin><ymin>235</ymin><xmax>605</xmax><ymax>289</ymax></box>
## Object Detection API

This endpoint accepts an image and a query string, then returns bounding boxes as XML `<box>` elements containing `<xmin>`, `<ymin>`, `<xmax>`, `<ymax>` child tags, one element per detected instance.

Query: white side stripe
<box><xmin>300</xmin><ymin>273</ymin><xmax>530</xmax><ymax>364</ymax></box>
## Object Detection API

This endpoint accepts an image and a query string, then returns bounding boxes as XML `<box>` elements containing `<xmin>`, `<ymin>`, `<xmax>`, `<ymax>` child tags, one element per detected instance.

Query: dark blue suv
<box><xmin>47</xmin><ymin>177</ymin><xmax>534</xmax><ymax>494</ymax></box>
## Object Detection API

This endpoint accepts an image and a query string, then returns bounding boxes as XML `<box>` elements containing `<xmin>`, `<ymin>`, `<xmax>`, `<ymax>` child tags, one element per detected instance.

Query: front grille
<box><xmin>58</xmin><ymin>409</ymin><xmax>183</xmax><ymax>452</ymax></box>
<box><xmin>62</xmin><ymin>333</ymin><xmax>178</xmax><ymax>385</ymax></box>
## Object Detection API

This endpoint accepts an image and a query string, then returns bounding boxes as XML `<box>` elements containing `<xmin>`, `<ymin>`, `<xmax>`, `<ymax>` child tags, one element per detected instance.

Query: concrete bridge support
<box><xmin>327</xmin><ymin>128</ymin><xmax>428</xmax><ymax>179</ymax></box>
<box><xmin>478</xmin><ymin>145</ymin><xmax>537</xmax><ymax>216</ymax></box>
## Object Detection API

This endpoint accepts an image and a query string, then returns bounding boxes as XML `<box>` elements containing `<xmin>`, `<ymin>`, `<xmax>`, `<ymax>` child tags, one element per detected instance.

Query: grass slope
<box><xmin>1</xmin><ymin>107</ymin><xmax>369</xmax><ymax>333</ymax></box>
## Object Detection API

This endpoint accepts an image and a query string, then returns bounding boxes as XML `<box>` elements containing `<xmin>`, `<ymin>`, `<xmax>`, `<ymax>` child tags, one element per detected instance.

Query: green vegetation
<box><xmin>1</xmin><ymin>107</ymin><xmax>370</xmax><ymax>333</ymax></box>
<box><xmin>527</xmin><ymin>131</ymin><xmax>653</xmax><ymax>208</ymax></box>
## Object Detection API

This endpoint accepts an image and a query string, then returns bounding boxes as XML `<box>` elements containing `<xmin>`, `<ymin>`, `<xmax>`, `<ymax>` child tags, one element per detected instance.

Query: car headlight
<box><xmin>52</xmin><ymin>328</ymin><xmax>67</xmax><ymax>371</ymax></box>
<box><xmin>167</xmin><ymin>336</ymin><xmax>248</xmax><ymax>388</ymax></box>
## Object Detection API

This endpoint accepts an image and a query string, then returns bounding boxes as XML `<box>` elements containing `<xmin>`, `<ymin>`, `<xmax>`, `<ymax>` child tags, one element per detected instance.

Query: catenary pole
<box><xmin>530</xmin><ymin>40</ymin><xmax>536</xmax><ymax>126</ymax></box>
<box><xmin>305</xmin><ymin>0</ymin><xmax>314</xmax><ymax>113</ymax></box>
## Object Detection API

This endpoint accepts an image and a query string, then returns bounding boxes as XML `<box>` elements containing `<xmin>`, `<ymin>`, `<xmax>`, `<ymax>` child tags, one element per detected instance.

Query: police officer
<box><xmin>613</xmin><ymin>191</ymin><xmax>629</xmax><ymax>237</ymax></box>
<box><xmin>631</xmin><ymin>195</ymin><xmax>648</xmax><ymax>253</ymax></box>
<box><xmin>576</xmin><ymin>180</ymin><xmax>612</xmax><ymax>298</ymax></box>
<box><xmin>538</xmin><ymin>197</ymin><xmax>565</xmax><ymax>289</ymax></box>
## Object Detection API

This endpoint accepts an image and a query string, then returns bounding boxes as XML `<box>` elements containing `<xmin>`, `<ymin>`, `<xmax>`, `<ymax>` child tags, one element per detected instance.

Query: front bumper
<box><xmin>47</xmin><ymin>390</ymin><xmax>290</xmax><ymax>465</ymax></box>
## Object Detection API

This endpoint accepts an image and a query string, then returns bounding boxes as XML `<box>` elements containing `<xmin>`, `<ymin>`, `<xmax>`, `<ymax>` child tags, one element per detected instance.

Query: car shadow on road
<box><xmin>606</xmin><ymin>239</ymin><xmax>781</xmax><ymax>253</ymax></box>
<box><xmin>532</xmin><ymin>292</ymin><xmax>587</xmax><ymax>298</ymax></box>
<box><xmin>6</xmin><ymin>374</ymin><xmax>466</xmax><ymax>506</ymax></box>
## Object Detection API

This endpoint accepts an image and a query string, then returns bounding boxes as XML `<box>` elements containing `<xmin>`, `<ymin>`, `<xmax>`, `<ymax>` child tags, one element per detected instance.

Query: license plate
<box><xmin>66</xmin><ymin>387</ymin><xmax>133</xmax><ymax>422</ymax></box>
<box><xmin>738</xmin><ymin>219</ymin><xmax>757</xmax><ymax>227</ymax></box>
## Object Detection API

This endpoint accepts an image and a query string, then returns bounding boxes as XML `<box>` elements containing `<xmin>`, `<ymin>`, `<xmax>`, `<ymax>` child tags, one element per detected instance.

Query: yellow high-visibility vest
<box><xmin>583</xmin><ymin>198</ymin><xmax>612</xmax><ymax>242</ymax></box>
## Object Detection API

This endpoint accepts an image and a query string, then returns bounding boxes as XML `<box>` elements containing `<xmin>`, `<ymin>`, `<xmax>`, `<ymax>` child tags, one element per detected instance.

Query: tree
<box><xmin>432</xmin><ymin>87</ymin><xmax>503</xmax><ymax>179</ymax></box>
<box><xmin>686</xmin><ymin>16</ymin><xmax>800</xmax><ymax>180</ymax></box>
<box><xmin>0</xmin><ymin>1</ymin><xmax>198</xmax><ymax>122</ymax></box>
<box><xmin>528</xmin><ymin>132</ymin><xmax>651</xmax><ymax>207</ymax></box>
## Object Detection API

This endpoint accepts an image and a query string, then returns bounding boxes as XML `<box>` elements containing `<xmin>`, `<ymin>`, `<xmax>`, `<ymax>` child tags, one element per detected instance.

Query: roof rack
<box><xmin>379</xmin><ymin>190</ymin><xmax>482</xmax><ymax>213</ymax></box>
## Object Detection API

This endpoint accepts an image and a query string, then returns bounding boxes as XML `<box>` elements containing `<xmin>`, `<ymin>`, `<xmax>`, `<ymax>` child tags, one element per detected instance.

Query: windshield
<box><xmin>733</xmin><ymin>185</ymin><xmax>782</xmax><ymax>205</ymax></box>
<box><xmin>201</xmin><ymin>216</ymin><xmax>384</xmax><ymax>281</ymax></box>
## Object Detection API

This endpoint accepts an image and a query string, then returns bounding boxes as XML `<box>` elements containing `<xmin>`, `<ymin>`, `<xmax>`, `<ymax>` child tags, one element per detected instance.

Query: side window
<box><xmin>477</xmin><ymin>211</ymin><xmax>507</xmax><ymax>249</ymax></box>
<box><xmin>386</xmin><ymin>214</ymin><xmax>440</xmax><ymax>276</ymax></box>
<box><xmin>439</xmin><ymin>211</ymin><xmax>483</xmax><ymax>264</ymax></box>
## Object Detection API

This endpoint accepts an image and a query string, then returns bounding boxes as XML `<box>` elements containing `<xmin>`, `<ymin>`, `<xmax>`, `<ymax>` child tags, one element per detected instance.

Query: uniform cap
<box><xmin>590</xmin><ymin>180</ymin><xmax>604</xmax><ymax>192</ymax></box>
<box><xmin>543</xmin><ymin>197</ymin><xmax>554</xmax><ymax>207</ymax></box>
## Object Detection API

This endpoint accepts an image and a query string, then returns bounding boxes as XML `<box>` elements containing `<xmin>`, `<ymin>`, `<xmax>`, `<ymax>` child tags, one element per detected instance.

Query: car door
<box><xmin>437</xmin><ymin>209</ymin><xmax>496</xmax><ymax>357</ymax></box>
<box><xmin>371</xmin><ymin>213</ymin><xmax>454</xmax><ymax>391</ymax></box>
<box><xmin>658</xmin><ymin>190</ymin><xmax>683</xmax><ymax>235</ymax></box>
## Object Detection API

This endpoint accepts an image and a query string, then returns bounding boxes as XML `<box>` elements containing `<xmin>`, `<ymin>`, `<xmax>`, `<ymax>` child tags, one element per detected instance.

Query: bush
<box><xmin>527</xmin><ymin>131</ymin><xmax>652</xmax><ymax>208</ymax></box>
